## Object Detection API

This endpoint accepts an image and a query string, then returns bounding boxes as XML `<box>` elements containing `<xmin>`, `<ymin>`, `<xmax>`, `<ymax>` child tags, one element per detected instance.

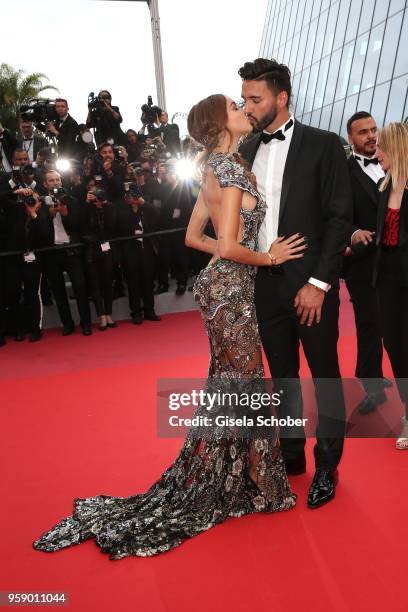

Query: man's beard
<box><xmin>249</xmin><ymin>107</ymin><xmax>278</xmax><ymax>133</ymax></box>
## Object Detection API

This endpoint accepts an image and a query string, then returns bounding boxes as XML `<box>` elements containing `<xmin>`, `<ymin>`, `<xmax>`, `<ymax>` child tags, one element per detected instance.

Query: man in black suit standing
<box><xmin>158</xmin><ymin>111</ymin><xmax>181</xmax><ymax>156</ymax></box>
<box><xmin>47</xmin><ymin>98</ymin><xmax>79</xmax><ymax>159</ymax></box>
<box><xmin>343</xmin><ymin>111</ymin><xmax>390</xmax><ymax>415</ymax></box>
<box><xmin>18</xmin><ymin>119</ymin><xmax>48</xmax><ymax>163</ymax></box>
<box><xmin>239</xmin><ymin>58</ymin><xmax>352</xmax><ymax>508</ymax></box>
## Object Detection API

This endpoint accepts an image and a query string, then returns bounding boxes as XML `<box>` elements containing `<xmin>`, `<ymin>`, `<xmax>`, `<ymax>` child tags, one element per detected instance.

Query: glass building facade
<box><xmin>259</xmin><ymin>0</ymin><xmax>408</xmax><ymax>139</ymax></box>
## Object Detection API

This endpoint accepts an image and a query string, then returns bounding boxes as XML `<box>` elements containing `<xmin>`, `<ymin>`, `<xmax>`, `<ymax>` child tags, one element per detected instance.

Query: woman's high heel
<box><xmin>396</xmin><ymin>416</ymin><xmax>408</xmax><ymax>450</ymax></box>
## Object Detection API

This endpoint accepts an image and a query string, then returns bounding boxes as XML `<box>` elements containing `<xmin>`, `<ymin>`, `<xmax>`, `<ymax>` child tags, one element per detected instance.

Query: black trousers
<box><xmin>158</xmin><ymin>231</ymin><xmax>188</xmax><ymax>287</ymax></box>
<box><xmin>0</xmin><ymin>258</ymin><xmax>6</xmax><ymax>336</ymax></box>
<box><xmin>42</xmin><ymin>249</ymin><xmax>91</xmax><ymax>327</ymax></box>
<box><xmin>377</xmin><ymin>249</ymin><xmax>408</xmax><ymax>413</ymax></box>
<box><xmin>255</xmin><ymin>268</ymin><xmax>345</xmax><ymax>470</ymax></box>
<box><xmin>86</xmin><ymin>251</ymin><xmax>114</xmax><ymax>317</ymax></box>
<box><xmin>122</xmin><ymin>240</ymin><xmax>155</xmax><ymax>317</ymax></box>
<box><xmin>5</xmin><ymin>256</ymin><xmax>42</xmax><ymax>333</ymax></box>
<box><xmin>345</xmin><ymin>273</ymin><xmax>384</xmax><ymax>393</ymax></box>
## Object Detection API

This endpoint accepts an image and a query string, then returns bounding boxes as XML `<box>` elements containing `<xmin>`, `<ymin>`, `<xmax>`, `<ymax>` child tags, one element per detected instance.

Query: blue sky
<box><xmin>3</xmin><ymin>0</ymin><xmax>268</xmax><ymax>135</ymax></box>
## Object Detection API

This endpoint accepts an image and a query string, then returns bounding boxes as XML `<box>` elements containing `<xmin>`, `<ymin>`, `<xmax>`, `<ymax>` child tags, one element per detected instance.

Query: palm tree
<box><xmin>0</xmin><ymin>63</ymin><xmax>58</xmax><ymax>134</ymax></box>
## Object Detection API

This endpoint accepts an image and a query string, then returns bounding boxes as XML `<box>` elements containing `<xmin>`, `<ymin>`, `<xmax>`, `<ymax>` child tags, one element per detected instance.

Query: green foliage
<box><xmin>0</xmin><ymin>63</ymin><xmax>58</xmax><ymax>134</ymax></box>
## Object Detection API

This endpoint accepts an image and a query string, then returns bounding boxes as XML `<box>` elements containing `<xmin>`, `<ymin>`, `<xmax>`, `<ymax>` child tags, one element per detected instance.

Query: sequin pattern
<box><xmin>33</xmin><ymin>152</ymin><xmax>296</xmax><ymax>560</ymax></box>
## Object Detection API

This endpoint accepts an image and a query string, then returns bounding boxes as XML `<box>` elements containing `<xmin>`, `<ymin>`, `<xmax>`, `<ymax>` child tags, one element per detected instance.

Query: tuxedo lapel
<box><xmin>350</xmin><ymin>156</ymin><xmax>378</xmax><ymax>205</ymax></box>
<box><xmin>279</xmin><ymin>120</ymin><xmax>303</xmax><ymax>223</ymax></box>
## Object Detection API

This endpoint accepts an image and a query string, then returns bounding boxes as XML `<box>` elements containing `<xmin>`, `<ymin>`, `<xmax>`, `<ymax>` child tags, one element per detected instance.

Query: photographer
<box><xmin>41</xmin><ymin>170</ymin><xmax>92</xmax><ymax>336</ymax></box>
<box><xmin>76</xmin><ymin>124</ymin><xmax>95</xmax><ymax>162</ymax></box>
<box><xmin>116</xmin><ymin>181</ymin><xmax>160</xmax><ymax>324</ymax></box>
<box><xmin>86</xmin><ymin>90</ymin><xmax>125</xmax><ymax>146</ymax></box>
<box><xmin>46</xmin><ymin>98</ymin><xmax>79</xmax><ymax>159</ymax></box>
<box><xmin>0</xmin><ymin>148</ymin><xmax>31</xmax><ymax>199</ymax></box>
<box><xmin>0</xmin><ymin>124</ymin><xmax>18</xmax><ymax>173</ymax></box>
<box><xmin>81</xmin><ymin>178</ymin><xmax>116</xmax><ymax>330</ymax></box>
<box><xmin>1</xmin><ymin>189</ymin><xmax>49</xmax><ymax>342</ymax></box>
<box><xmin>157</xmin><ymin>161</ymin><xmax>192</xmax><ymax>295</ymax></box>
<box><xmin>93</xmin><ymin>142</ymin><xmax>126</xmax><ymax>202</ymax></box>
<box><xmin>18</xmin><ymin>119</ymin><xmax>48</xmax><ymax>163</ymax></box>
<box><xmin>139</xmin><ymin>96</ymin><xmax>162</xmax><ymax>139</ymax></box>
<box><xmin>125</xmin><ymin>129</ymin><xmax>144</xmax><ymax>163</ymax></box>
<box><xmin>158</xmin><ymin>111</ymin><xmax>181</xmax><ymax>156</ymax></box>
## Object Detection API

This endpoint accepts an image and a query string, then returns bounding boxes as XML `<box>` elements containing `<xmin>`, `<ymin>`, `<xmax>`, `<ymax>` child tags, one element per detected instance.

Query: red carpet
<box><xmin>1</xmin><ymin>283</ymin><xmax>407</xmax><ymax>612</ymax></box>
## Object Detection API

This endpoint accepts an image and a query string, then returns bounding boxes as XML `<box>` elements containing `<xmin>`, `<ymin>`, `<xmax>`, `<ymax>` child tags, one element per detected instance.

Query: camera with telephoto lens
<box><xmin>113</xmin><ymin>145</ymin><xmax>127</xmax><ymax>165</ymax></box>
<box><xmin>140</xmin><ymin>96</ymin><xmax>162</xmax><ymax>136</ymax></box>
<box><xmin>20</xmin><ymin>99</ymin><xmax>58</xmax><ymax>129</ymax></box>
<box><xmin>95</xmin><ymin>188</ymin><xmax>107</xmax><ymax>203</ymax></box>
<box><xmin>51</xmin><ymin>187</ymin><xmax>70</xmax><ymax>205</ymax></box>
<box><xmin>16</xmin><ymin>193</ymin><xmax>37</xmax><ymax>207</ymax></box>
<box><xmin>124</xmin><ymin>182</ymin><xmax>142</xmax><ymax>199</ymax></box>
<box><xmin>88</xmin><ymin>92</ymin><xmax>106</xmax><ymax>117</ymax></box>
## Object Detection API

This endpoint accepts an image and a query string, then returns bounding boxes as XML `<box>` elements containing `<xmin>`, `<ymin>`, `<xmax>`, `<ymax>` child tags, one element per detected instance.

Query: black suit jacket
<box><xmin>240</xmin><ymin>121</ymin><xmax>352</xmax><ymax>292</ymax></box>
<box><xmin>342</xmin><ymin>155</ymin><xmax>381</xmax><ymax>280</ymax></box>
<box><xmin>0</xmin><ymin>129</ymin><xmax>18</xmax><ymax>169</ymax></box>
<box><xmin>54</xmin><ymin>115</ymin><xmax>79</xmax><ymax>158</ymax></box>
<box><xmin>373</xmin><ymin>185</ymin><xmax>408</xmax><ymax>286</ymax></box>
<box><xmin>17</xmin><ymin>135</ymin><xmax>49</xmax><ymax>160</ymax></box>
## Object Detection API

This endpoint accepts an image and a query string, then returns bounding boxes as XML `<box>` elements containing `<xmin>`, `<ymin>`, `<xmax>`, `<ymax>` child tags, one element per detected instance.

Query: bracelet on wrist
<box><xmin>266</xmin><ymin>252</ymin><xmax>277</xmax><ymax>266</ymax></box>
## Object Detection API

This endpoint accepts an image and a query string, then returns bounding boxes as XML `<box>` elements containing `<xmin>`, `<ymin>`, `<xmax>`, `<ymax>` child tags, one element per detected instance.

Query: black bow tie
<box><xmin>23</xmin><ymin>138</ymin><xmax>33</xmax><ymax>141</ymax></box>
<box><xmin>355</xmin><ymin>155</ymin><xmax>379</xmax><ymax>166</ymax></box>
<box><xmin>261</xmin><ymin>118</ymin><xmax>294</xmax><ymax>144</ymax></box>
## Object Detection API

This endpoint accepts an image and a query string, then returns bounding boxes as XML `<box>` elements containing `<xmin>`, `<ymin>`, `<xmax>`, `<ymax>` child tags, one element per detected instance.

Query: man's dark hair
<box><xmin>38</xmin><ymin>146</ymin><xmax>54</xmax><ymax>160</ymax></box>
<box><xmin>238</xmin><ymin>58</ymin><xmax>292</xmax><ymax>107</ymax></box>
<box><xmin>55</xmin><ymin>98</ymin><xmax>68</xmax><ymax>106</ymax></box>
<box><xmin>98</xmin><ymin>142</ymin><xmax>114</xmax><ymax>153</ymax></box>
<box><xmin>346</xmin><ymin>111</ymin><xmax>372</xmax><ymax>134</ymax></box>
<box><xmin>12</xmin><ymin>148</ymin><xmax>27</xmax><ymax>160</ymax></box>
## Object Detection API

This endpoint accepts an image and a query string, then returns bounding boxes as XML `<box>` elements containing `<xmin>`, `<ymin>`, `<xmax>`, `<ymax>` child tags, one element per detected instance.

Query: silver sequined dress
<box><xmin>33</xmin><ymin>152</ymin><xmax>296</xmax><ymax>559</ymax></box>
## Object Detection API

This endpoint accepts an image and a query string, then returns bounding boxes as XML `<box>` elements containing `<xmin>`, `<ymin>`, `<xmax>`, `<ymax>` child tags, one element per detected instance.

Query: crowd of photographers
<box><xmin>0</xmin><ymin>92</ymin><xmax>209</xmax><ymax>346</ymax></box>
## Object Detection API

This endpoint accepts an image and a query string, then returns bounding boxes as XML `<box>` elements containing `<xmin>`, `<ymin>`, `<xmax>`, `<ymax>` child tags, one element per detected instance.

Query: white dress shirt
<box><xmin>253</xmin><ymin>114</ymin><xmax>329</xmax><ymax>292</ymax></box>
<box><xmin>22</xmin><ymin>137</ymin><xmax>34</xmax><ymax>162</ymax></box>
<box><xmin>351</xmin><ymin>149</ymin><xmax>385</xmax><ymax>243</ymax></box>
<box><xmin>53</xmin><ymin>213</ymin><xmax>70</xmax><ymax>245</ymax></box>
<box><xmin>352</xmin><ymin>150</ymin><xmax>385</xmax><ymax>183</ymax></box>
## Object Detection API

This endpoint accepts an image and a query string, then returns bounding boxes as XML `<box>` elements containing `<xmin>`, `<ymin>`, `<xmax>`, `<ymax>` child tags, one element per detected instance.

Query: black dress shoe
<box><xmin>132</xmin><ymin>314</ymin><xmax>143</xmax><ymax>325</ymax></box>
<box><xmin>144</xmin><ymin>311</ymin><xmax>161</xmax><ymax>321</ymax></box>
<box><xmin>0</xmin><ymin>334</ymin><xmax>5</xmax><ymax>347</ymax></box>
<box><xmin>29</xmin><ymin>328</ymin><xmax>42</xmax><ymax>342</ymax></box>
<box><xmin>358</xmin><ymin>390</ymin><xmax>387</xmax><ymax>415</ymax></box>
<box><xmin>382</xmin><ymin>377</ymin><xmax>393</xmax><ymax>389</ymax></box>
<box><xmin>176</xmin><ymin>284</ymin><xmax>186</xmax><ymax>296</ymax></box>
<box><xmin>81</xmin><ymin>324</ymin><xmax>93</xmax><ymax>336</ymax></box>
<box><xmin>307</xmin><ymin>468</ymin><xmax>338</xmax><ymax>509</ymax></box>
<box><xmin>14</xmin><ymin>330</ymin><xmax>25</xmax><ymax>342</ymax></box>
<box><xmin>62</xmin><ymin>323</ymin><xmax>75</xmax><ymax>336</ymax></box>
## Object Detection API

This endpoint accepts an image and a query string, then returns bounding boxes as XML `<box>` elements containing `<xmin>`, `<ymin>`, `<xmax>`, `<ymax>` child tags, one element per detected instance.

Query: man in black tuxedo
<box><xmin>239</xmin><ymin>58</ymin><xmax>352</xmax><ymax>508</ymax></box>
<box><xmin>47</xmin><ymin>98</ymin><xmax>79</xmax><ymax>159</ymax></box>
<box><xmin>343</xmin><ymin>111</ymin><xmax>390</xmax><ymax>415</ymax></box>
<box><xmin>40</xmin><ymin>169</ymin><xmax>92</xmax><ymax>336</ymax></box>
<box><xmin>158</xmin><ymin>112</ymin><xmax>181</xmax><ymax>156</ymax></box>
<box><xmin>0</xmin><ymin>126</ymin><xmax>18</xmax><ymax>172</ymax></box>
<box><xmin>18</xmin><ymin>119</ymin><xmax>48</xmax><ymax>163</ymax></box>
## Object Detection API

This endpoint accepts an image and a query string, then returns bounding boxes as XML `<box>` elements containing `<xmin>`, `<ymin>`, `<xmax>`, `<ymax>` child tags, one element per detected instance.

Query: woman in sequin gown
<box><xmin>33</xmin><ymin>95</ymin><xmax>306</xmax><ymax>559</ymax></box>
